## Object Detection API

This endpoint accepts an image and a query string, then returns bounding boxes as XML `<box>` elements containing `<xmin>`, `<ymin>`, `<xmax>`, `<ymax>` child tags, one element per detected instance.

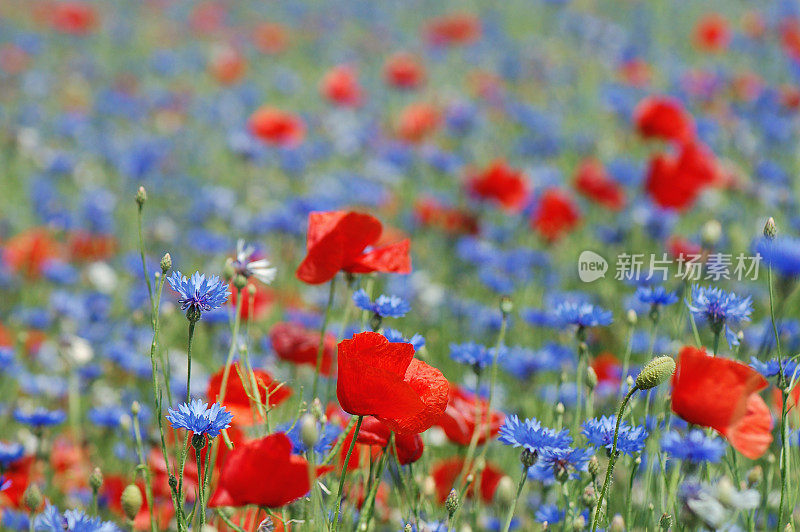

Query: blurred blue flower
<box><xmin>582</xmin><ymin>416</ymin><xmax>648</xmax><ymax>456</ymax></box>
<box><xmin>686</xmin><ymin>285</ymin><xmax>752</xmax><ymax>346</ymax></box>
<box><xmin>552</xmin><ymin>301</ymin><xmax>613</xmax><ymax>329</ymax></box>
<box><xmin>14</xmin><ymin>408</ymin><xmax>66</xmax><ymax>428</ymax></box>
<box><xmin>661</xmin><ymin>429</ymin><xmax>726</xmax><ymax>463</ymax></box>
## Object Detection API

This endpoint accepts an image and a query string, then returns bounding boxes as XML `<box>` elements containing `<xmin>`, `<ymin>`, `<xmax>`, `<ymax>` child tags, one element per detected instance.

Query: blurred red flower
<box><xmin>633</xmin><ymin>96</ymin><xmax>695</xmax><ymax>143</ymax></box>
<box><xmin>573</xmin><ymin>159</ymin><xmax>626</xmax><ymax>211</ymax></box>
<box><xmin>206</xmin><ymin>364</ymin><xmax>292</xmax><ymax>426</ymax></box>
<box><xmin>269</xmin><ymin>321</ymin><xmax>336</xmax><ymax>376</ymax></box>
<box><xmin>296</xmin><ymin>211</ymin><xmax>411</xmax><ymax>285</ymax></box>
<box><xmin>337</xmin><ymin>332</ymin><xmax>448</xmax><ymax>434</ymax></box>
<box><xmin>228</xmin><ymin>279</ymin><xmax>273</xmax><ymax>321</ymax></box>
<box><xmin>436</xmin><ymin>385</ymin><xmax>504</xmax><ymax>446</ymax></box>
<box><xmin>208</xmin><ymin>433</ymin><xmax>332</xmax><ymax>508</ymax></box>
<box><xmin>530</xmin><ymin>189</ymin><xmax>581</xmax><ymax>242</ymax></box>
<box><xmin>2</xmin><ymin>228</ymin><xmax>62</xmax><ymax>278</ymax></box>
<box><xmin>671</xmin><ymin>346</ymin><xmax>773</xmax><ymax>459</ymax></box>
<box><xmin>397</xmin><ymin>102</ymin><xmax>440</xmax><ymax>142</ymax></box>
<box><xmin>645</xmin><ymin>141</ymin><xmax>717</xmax><ymax>211</ymax></box>
<box><xmin>50</xmin><ymin>1</ymin><xmax>98</xmax><ymax>35</ymax></box>
<box><xmin>384</xmin><ymin>52</ymin><xmax>426</xmax><ymax>90</ymax></box>
<box><xmin>694</xmin><ymin>13</ymin><xmax>731</xmax><ymax>52</ymax></box>
<box><xmin>248</xmin><ymin>107</ymin><xmax>305</xmax><ymax>147</ymax></box>
<box><xmin>320</xmin><ymin>65</ymin><xmax>363</xmax><ymax>107</ymax></box>
<box><xmin>424</xmin><ymin>12</ymin><xmax>482</xmax><ymax>47</ymax></box>
<box><xmin>466</xmin><ymin>160</ymin><xmax>529</xmax><ymax>212</ymax></box>
<box><xmin>208</xmin><ymin>46</ymin><xmax>247</xmax><ymax>85</ymax></box>
<box><xmin>67</xmin><ymin>231</ymin><xmax>117</xmax><ymax>262</ymax></box>
<box><xmin>431</xmin><ymin>457</ymin><xmax>503</xmax><ymax>504</ymax></box>
<box><xmin>413</xmin><ymin>197</ymin><xmax>479</xmax><ymax>236</ymax></box>
<box><xmin>253</xmin><ymin>22</ymin><xmax>289</xmax><ymax>54</ymax></box>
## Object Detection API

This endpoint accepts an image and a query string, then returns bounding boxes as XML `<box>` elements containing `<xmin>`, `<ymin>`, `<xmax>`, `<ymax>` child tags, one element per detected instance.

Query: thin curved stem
<box><xmin>332</xmin><ymin>415</ymin><xmax>363</xmax><ymax>531</ymax></box>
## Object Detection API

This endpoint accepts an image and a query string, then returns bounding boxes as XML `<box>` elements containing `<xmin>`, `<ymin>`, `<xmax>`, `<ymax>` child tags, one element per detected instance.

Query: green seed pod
<box><xmin>160</xmin><ymin>253</ymin><xmax>172</xmax><ymax>273</ymax></box>
<box><xmin>23</xmin><ymin>484</ymin><xmax>42</xmax><ymax>512</ymax></box>
<box><xmin>764</xmin><ymin>217</ymin><xmax>777</xmax><ymax>240</ymax></box>
<box><xmin>233</xmin><ymin>273</ymin><xmax>247</xmax><ymax>290</ymax></box>
<box><xmin>635</xmin><ymin>356</ymin><xmax>676</xmax><ymax>390</ymax></box>
<box><xmin>121</xmin><ymin>484</ymin><xmax>143</xmax><ymax>521</ymax></box>
<box><xmin>299</xmin><ymin>414</ymin><xmax>319</xmax><ymax>449</ymax></box>
<box><xmin>499</xmin><ymin>295</ymin><xmax>513</xmax><ymax>316</ymax></box>
<box><xmin>445</xmin><ymin>488</ymin><xmax>459</xmax><ymax>517</ymax></box>
<box><xmin>135</xmin><ymin>186</ymin><xmax>147</xmax><ymax>206</ymax></box>
<box><xmin>89</xmin><ymin>467</ymin><xmax>103</xmax><ymax>492</ymax></box>
<box><xmin>659</xmin><ymin>513</ymin><xmax>673</xmax><ymax>530</ymax></box>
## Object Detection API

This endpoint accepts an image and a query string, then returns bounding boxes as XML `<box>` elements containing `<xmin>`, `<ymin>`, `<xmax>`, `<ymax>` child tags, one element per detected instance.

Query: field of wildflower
<box><xmin>4</xmin><ymin>1</ymin><xmax>800</xmax><ymax>531</ymax></box>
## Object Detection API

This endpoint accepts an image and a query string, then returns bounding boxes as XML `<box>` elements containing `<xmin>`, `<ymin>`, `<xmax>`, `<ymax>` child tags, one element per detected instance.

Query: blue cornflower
<box><xmin>13</xmin><ymin>408</ymin><xmax>66</xmax><ymax>428</ymax></box>
<box><xmin>635</xmin><ymin>286</ymin><xmax>678</xmax><ymax>307</ymax></box>
<box><xmin>383</xmin><ymin>328</ymin><xmax>426</xmax><ymax>351</ymax></box>
<box><xmin>498</xmin><ymin>415</ymin><xmax>572</xmax><ymax>454</ymax></box>
<box><xmin>87</xmin><ymin>406</ymin><xmax>128</xmax><ymax>429</ymax></box>
<box><xmin>529</xmin><ymin>446</ymin><xmax>593</xmax><ymax>481</ymax></box>
<box><xmin>35</xmin><ymin>505</ymin><xmax>119</xmax><ymax>531</ymax></box>
<box><xmin>449</xmin><ymin>342</ymin><xmax>494</xmax><ymax>371</ymax></box>
<box><xmin>0</xmin><ymin>475</ymin><xmax>10</xmax><ymax>492</ymax></box>
<box><xmin>0</xmin><ymin>442</ymin><xmax>24</xmax><ymax>467</ymax></box>
<box><xmin>167</xmin><ymin>271</ymin><xmax>230</xmax><ymax>321</ymax></box>
<box><xmin>661</xmin><ymin>430</ymin><xmax>727</xmax><ymax>463</ymax></box>
<box><xmin>279</xmin><ymin>420</ymin><xmax>341</xmax><ymax>455</ymax></box>
<box><xmin>352</xmin><ymin>289</ymin><xmax>411</xmax><ymax>318</ymax></box>
<box><xmin>749</xmin><ymin>357</ymin><xmax>800</xmax><ymax>382</ymax></box>
<box><xmin>753</xmin><ymin>236</ymin><xmax>800</xmax><ymax>278</ymax></box>
<box><xmin>552</xmin><ymin>301</ymin><xmax>613</xmax><ymax>329</ymax></box>
<box><xmin>686</xmin><ymin>285</ymin><xmax>753</xmax><ymax>346</ymax></box>
<box><xmin>582</xmin><ymin>416</ymin><xmax>648</xmax><ymax>456</ymax></box>
<box><xmin>166</xmin><ymin>399</ymin><xmax>232</xmax><ymax>438</ymax></box>
<box><xmin>2</xmin><ymin>509</ymin><xmax>29</xmax><ymax>530</ymax></box>
<box><xmin>534</xmin><ymin>504</ymin><xmax>565</xmax><ymax>524</ymax></box>
<box><xmin>501</xmin><ymin>343</ymin><xmax>575</xmax><ymax>379</ymax></box>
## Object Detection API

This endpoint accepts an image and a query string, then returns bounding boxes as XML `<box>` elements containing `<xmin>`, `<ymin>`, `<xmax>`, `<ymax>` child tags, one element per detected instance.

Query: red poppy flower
<box><xmin>344</xmin><ymin>416</ymin><xmax>424</xmax><ymax>465</ymax></box>
<box><xmin>67</xmin><ymin>231</ymin><xmax>117</xmax><ymax>262</ymax></box>
<box><xmin>667</xmin><ymin>236</ymin><xmax>704</xmax><ymax>262</ymax></box>
<box><xmin>208</xmin><ymin>433</ymin><xmax>332</xmax><ymax>508</ymax></box>
<box><xmin>430</xmin><ymin>457</ymin><xmax>503</xmax><ymax>504</ymax></box>
<box><xmin>253</xmin><ymin>22</ymin><xmax>289</xmax><ymax>54</ymax></box>
<box><xmin>229</xmin><ymin>279</ymin><xmax>273</xmax><ymax>321</ymax></box>
<box><xmin>209</xmin><ymin>46</ymin><xmax>247</xmax><ymax>85</ymax></box>
<box><xmin>618</xmin><ymin>58</ymin><xmax>651</xmax><ymax>87</ymax></box>
<box><xmin>337</xmin><ymin>332</ymin><xmax>448</xmax><ymax>435</ymax></box>
<box><xmin>397</xmin><ymin>102</ymin><xmax>440</xmax><ymax>143</ymax></box>
<box><xmin>207</xmin><ymin>364</ymin><xmax>292</xmax><ymax>426</ymax></box>
<box><xmin>413</xmin><ymin>197</ymin><xmax>479</xmax><ymax>236</ymax></box>
<box><xmin>424</xmin><ymin>13</ymin><xmax>482</xmax><ymax>47</ymax></box>
<box><xmin>781</xmin><ymin>19</ymin><xmax>800</xmax><ymax>62</ymax></box>
<box><xmin>383</xmin><ymin>52</ymin><xmax>426</xmax><ymax>90</ymax></box>
<box><xmin>591</xmin><ymin>353</ymin><xmax>623</xmax><ymax>389</ymax></box>
<box><xmin>296</xmin><ymin>211</ymin><xmax>411</xmax><ymax>285</ymax></box>
<box><xmin>694</xmin><ymin>13</ymin><xmax>731</xmax><ymax>52</ymax></box>
<box><xmin>466</xmin><ymin>160</ymin><xmax>529</xmax><ymax>212</ymax></box>
<box><xmin>320</xmin><ymin>65</ymin><xmax>363</xmax><ymax>107</ymax></box>
<box><xmin>530</xmin><ymin>189</ymin><xmax>581</xmax><ymax>242</ymax></box>
<box><xmin>671</xmin><ymin>346</ymin><xmax>772</xmax><ymax>459</ymax></box>
<box><xmin>573</xmin><ymin>159</ymin><xmax>626</xmax><ymax>211</ymax></box>
<box><xmin>436</xmin><ymin>385</ymin><xmax>504</xmax><ymax>446</ymax></box>
<box><xmin>2</xmin><ymin>228</ymin><xmax>62</xmax><ymax>278</ymax></box>
<box><xmin>269</xmin><ymin>321</ymin><xmax>336</xmax><ymax>376</ymax></box>
<box><xmin>633</xmin><ymin>96</ymin><xmax>695</xmax><ymax>143</ymax></box>
<box><xmin>0</xmin><ymin>455</ymin><xmax>33</xmax><ymax>508</ymax></box>
<box><xmin>248</xmin><ymin>107</ymin><xmax>305</xmax><ymax>147</ymax></box>
<box><xmin>50</xmin><ymin>2</ymin><xmax>98</xmax><ymax>35</ymax></box>
<box><xmin>645</xmin><ymin>142</ymin><xmax>717</xmax><ymax>211</ymax></box>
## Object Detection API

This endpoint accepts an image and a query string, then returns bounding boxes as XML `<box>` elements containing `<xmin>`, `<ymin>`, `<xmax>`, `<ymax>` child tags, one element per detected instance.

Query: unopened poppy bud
<box><xmin>257</xmin><ymin>518</ymin><xmax>275</xmax><ymax>532</ymax></box>
<box><xmin>495</xmin><ymin>476</ymin><xmax>516</xmax><ymax>506</ymax></box>
<box><xmin>23</xmin><ymin>484</ymin><xmax>42</xmax><ymax>512</ymax></box>
<box><xmin>169</xmin><ymin>474</ymin><xmax>178</xmax><ymax>490</ymax></box>
<box><xmin>747</xmin><ymin>465</ymin><xmax>763</xmax><ymax>486</ymax></box>
<box><xmin>404</xmin><ymin>525</ymin><xmax>413</xmax><ymax>532</ymax></box>
<box><xmin>222</xmin><ymin>259</ymin><xmax>235</xmax><ymax>282</ymax></box>
<box><xmin>201</xmin><ymin>526</ymin><xmax>218</xmax><ymax>532</ymax></box>
<box><xmin>160</xmin><ymin>253</ymin><xmax>172</xmax><ymax>273</ymax></box>
<box><xmin>581</xmin><ymin>485</ymin><xmax>595</xmax><ymax>506</ymax></box>
<box><xmin>299</xmin><ymin>414</ymin><xmax>318</xmax><ymax>449</ymax></box>
<box><xmin>635</xmin><ymin>356</ymin><xmax>676</xmax><ymax>390</ymax></box>
<box><xmin>588</xmin><ymin>456</ymin><xmax>599</xmax><ymax>477</ymax></box>
<box><xmin>445</xmin><ymin>489</ymin><xmax>459</xmax><ymax>517</ymax></box>
<box><xmin>764</xmin><ymin>217</ymin><xmax>777</xmax><ymax>240</ymax></box>
<box><xmin>610</xmin><ymin>515</ymin><xmax>625</xmax><ymax>532</ymax></box>
<box><xmin>784</xmin><ymin>524</ymin><xmax>794</xmax><ymax>532</ymax></box>
<box><xmin>247</xmin><ymin>283</ymin><xmax>256</xmax><ymax>296</ymax></box>
<box><xmin>89</xmin><ymin>467</ymin><xmax>103</xmax><ymax>492</ymax></box>
<box><xmin>121</xmin><ymin>484</ymin><xmax>143</xmax><ymax>520</ymax></box>
<box><xmin>135</xmin><ymin>186</ymin><xmax>147</xmax><ymax>206</ymax></box>
<box><xmin>499</xmin><ymin>296</ymin><xmax>513</xmax><ymax>316</ymax></box>
<box><xmin>131</xmin><ymin>401</ymin><xmax>140</xmax><ymax>416</ymax></box>
<box><xmin>572</xmin><ymin>515</ymin><xmax>586</xmax><ymax>531</ymax></box>
<box><xmin>701</xmin><ymin>219</ymin><xmax>722</xmax><ymax>247</ymax></box>
<box><xmin>555</xmin><ymin>402</ymin><xmax>565</xmax><ymax>416</ymax></box>
<box><xmin>310</xmin><ymin>398</ymin><xmax>325</xmax><ymax>422</ymax></box>
<box><xmin>659</xmin><ymin>513</ymin><xmax>672</xmax><ymax>530</ymax></box>
<box><xmin>586</xmin><ymin>366</ymin><xmax>598</xmax><ymax>391</ymax></box>
<box><xmin>233</xmin><ymin>274</ymin><xmax>247</xmax><ymax>290</ymax></box>
<box><xmin>626</xmin><ymin>309</ymin><xmax>637</xmax><ymax>326</ymax></box>
<box><xmin>521</xmin><ymin>448</ymin><xmax>538</xmax><ymax>468</ymax></box>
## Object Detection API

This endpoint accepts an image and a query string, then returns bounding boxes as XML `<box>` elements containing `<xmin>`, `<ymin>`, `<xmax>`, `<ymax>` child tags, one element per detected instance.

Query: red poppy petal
<box><xmin>306</xmin><ymin>211</ymin><xmax>348</xmax><ymax>249</ymax></box>
<box><xmin>722</xmin><ymin>393</ymin><xmax>773</xmax><ymax>459</ymax></box>
<box><xmin>347</xmin><ymin>239</ymin><xmax>412</xmax><ymax>275</ymax></box>
<box><xmin>378</xmin><ymin>358</ymin><xmax>449</xmax><ymax>434</ymax></box>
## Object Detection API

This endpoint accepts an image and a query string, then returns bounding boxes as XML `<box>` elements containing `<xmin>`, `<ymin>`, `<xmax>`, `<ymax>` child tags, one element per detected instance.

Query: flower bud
<box><xmin>499</xmin><ymin>296</ymin><xmax>513</xmax><ymax>316</ymax></box>
<box><xmin>247</xmin><ymin>283</ymin><xmax>257</xmax><ymax>296</ymax></box>
<box><xmin>586</xmin><ymin>366</ymin><xmax>598</xmax><ymax>391</ymax></box>
<box><xmin>610</xmin><ymin>515</ymin><xmax>625</xmax><ymax>532</ymax></box>
<box><xmin>135</xmin><ymin>186</ymin><xmax>147</xmax><ymax>206</ymax></box>
<box><xmin>160</xmin><ymin>253</ymin><xmax>172</xmax><ymax>273</ymax></box>
<box><xmin>626</xmin><ymin>309</ymin><xmax>637</xmax><ymax>326</ymax></box>
<box><xmin>659</xmin><ymin>513</ymin><xmax>673</xmax><ymax>530</ymax></box>
<box><xmin>299</xmin><ymin>414</ymin><xmax>319</xmax><ymax>449</ymax></box>
<box><xmin>222</xmin><ymin>258</ymin><xmax>235</xmax><ymax>282</ymax></box>
<box><xmin>571</xmin><ymin>515</ymin><xmax>586</xmax><ymax>531</ymax></box>
<box><xmin>555</xmin><ymin>402</ymin><xmax>565</xmax><ymax>416</ymax></box>
<box><xmin>445</xmin><ymin>489</ymin><xmax>460</xmax><ymax>517</ymax></box>
<box><xmin>89</xmin><ymin>467</ymin><xmax>103</xmax><ymax>492</ymax></box>
<box><xmin>747</xmin><ymin>465</ymin><xmax>763</xmax><ymax>487</ymax></box>
<box><xmin>784</xmin><ymin>524</ymin><xmax>794</xmax><ymax>532</ymax></box>
<box><xmin>233</xmin><ymin>274</ymin><xmax>247</xmax><ymax>290</ymax></box>
<box><xmin>588</xmin><ymin>455</ymin><xmax>599</xmax><ymax>477</ymax></box>
<box><xmin>186</xmin><ymin>306</ymin><xmax>202</xmax><ymax>323</ymax></box>
<box><xmin>495</xmin><ymin>476</ymin><xmax>516</xmax><ymax>506</ymax></box>
<box><xmin>581</xmin><ymin>485</ymin><xmax>595</xmax><ymax>507</ymax></box>
<box><xmin>701</xmin><ymin>219</ymin><xmax>722</xmax><ymax>247</ymax></box>
<box><xmin>764</xmin><ymin>217</ymin><xmax>777</xmax><ymax>240</ymax></box>
<box><xmin>23</xmin><ymin>484</ymin><xmax>42</xmax><ymax>512</ymax></box>
<box><xmin>521</xmin><ymin>448</ymin><xmax>538</xmax><ymax>468</ymax></box>
<box><xmin>404</xmin><ymin>525</ymin><xmax>413</xmax><ymax>532</ymax></box>
<box><xmin>257</xmin><ymin>518</ymin><xmax>275</xmax><ymax>532</ymax></box>
<box><xmin>131</xmin><ymin>401</ymin><xmax>141</xmax><ymax>416</ymax></box>
<box><xmin>310</xmin><ymin>398</ymin><xmax>325</xmax><ymax>422</ymax></box>
<box><xmin>121</xmin><ymin>484</ymin><xmax>143</xmax><ymax>521</ymax></box>
<box><xmin>635</xmin><ymin>356</ymin><xmax>676</xmax><ymax>390</ymax></box>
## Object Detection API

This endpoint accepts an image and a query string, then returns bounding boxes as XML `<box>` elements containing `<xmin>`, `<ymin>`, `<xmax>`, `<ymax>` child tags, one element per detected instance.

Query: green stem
<box><xmin>332</xmin><ymin>415</ymin><xmax>363</xmax><ymax>530</ymax></box>
<box><xmin>592</xmin><ymin>386</ymin><xmax>638</xmax><ymax>532</ymax></box>
<box><xmin>354</xmin><ymin>437</ymin><xmax>392</xmax><ymax>531</ymax></box>
<box><xmin>217</xmin><ymin>287</ymin><xmax>244</xmax><ymax>405</ymax></box>
<box><xmin>768</xmin><ymin>263</ymin><xmax>789</xmax><ymax>530</ymax></box>
<box><xmin>312</xmin><ymin>276</ymin><xmax>337</xmax><ymax>400</ymax></box>
<box><xmin>186</xmin><ymin>320</ymin><xmax>196</xmax><ymax>403</ymax></box>
<box><xmin>501</xmin><ymin>469</ymin><xmax>527</xmax><ymax>532</ymax></box>
<box><xmin>195</xmin><ymin>443</ymin><xmax>205</xmax><ymax>528</ymax></box>
<box><xmin>132</xmin><ymin>408</ymin><xmax>157</xmax><ymax>532</ymax></box>
<box><xmin>137</xmin><ymin>204</ymin><xmax>154</xmax><ymax>312</ymax></box>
